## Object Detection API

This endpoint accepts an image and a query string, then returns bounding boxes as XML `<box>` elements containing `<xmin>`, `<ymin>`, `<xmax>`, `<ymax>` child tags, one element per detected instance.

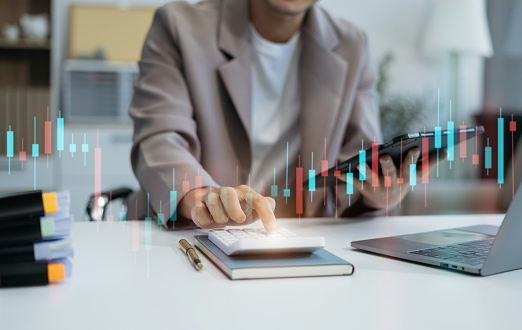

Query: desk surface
<box><xmin>0</xmin><ymin>214</ymin><xmax>520</xmax><ymax>330</ymax></box>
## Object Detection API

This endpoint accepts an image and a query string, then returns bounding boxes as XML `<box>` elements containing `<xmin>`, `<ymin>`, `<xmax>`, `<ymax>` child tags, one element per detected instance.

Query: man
<box><xmin>129</xmin><ymin>0</ymin><xmax>428</xmax><ymax>231</ymax></box>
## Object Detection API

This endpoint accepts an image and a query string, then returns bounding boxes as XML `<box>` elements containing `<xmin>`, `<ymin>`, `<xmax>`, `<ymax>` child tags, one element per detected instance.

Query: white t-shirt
<box><xmin>249</xmin><ymin>24</ymin><xmax>302</xmax><ymax>191</ymax></box>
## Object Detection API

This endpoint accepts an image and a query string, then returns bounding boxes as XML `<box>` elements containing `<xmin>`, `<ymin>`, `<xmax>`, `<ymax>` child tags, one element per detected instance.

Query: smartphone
<box><xmin>311</xmin><ymin>126</ymin><xmax>485</xmax><ymax>187</ymax></box>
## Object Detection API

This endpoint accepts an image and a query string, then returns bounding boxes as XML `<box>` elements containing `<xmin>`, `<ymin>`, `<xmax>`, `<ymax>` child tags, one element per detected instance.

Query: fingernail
<box><xmin>268</xmin><ymin>223</ymin><xmax>277</xmax><ymax>232</ymax></box>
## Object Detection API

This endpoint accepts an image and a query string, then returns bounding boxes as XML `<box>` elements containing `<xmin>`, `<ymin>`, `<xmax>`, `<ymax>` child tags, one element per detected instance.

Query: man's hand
<box><xmin>178</xmin><ymin>185</ymin><xmax>277</xmax><ymax>232</ymax></box>
<box><xmin>346</xmin><ymin>148</ymin><xmax>446</xmax><ymax>210</ymax></box>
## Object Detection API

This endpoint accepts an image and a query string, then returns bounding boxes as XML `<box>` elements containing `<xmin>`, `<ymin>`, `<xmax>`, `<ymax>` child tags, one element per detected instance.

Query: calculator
<box><xmin>208</xmin><ymin>228</ymin><xmax>326</xmax><ymax>255</ymax></box>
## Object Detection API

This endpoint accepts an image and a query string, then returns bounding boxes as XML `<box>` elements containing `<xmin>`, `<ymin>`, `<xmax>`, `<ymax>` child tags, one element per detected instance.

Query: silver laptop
<box><xmin>351</xmin><ymin>184</ymin><xmax>522</xmax><ymax>276</ymax></box>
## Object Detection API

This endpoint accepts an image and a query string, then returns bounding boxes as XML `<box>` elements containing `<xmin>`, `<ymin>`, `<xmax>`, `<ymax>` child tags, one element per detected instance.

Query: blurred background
<box><xmin>0</xmin><ymin>0</ymin><xmax>520</xmax><ymax>221</ymax></box>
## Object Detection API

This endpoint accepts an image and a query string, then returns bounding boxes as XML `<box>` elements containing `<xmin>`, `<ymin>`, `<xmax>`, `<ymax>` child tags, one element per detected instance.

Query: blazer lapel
<box><xmin>215</xmin><ymin>1</ymin><xmax>349</xmax><ymax>192</ymax></box>
<box><xmin>217</xmin><ymin>0</ymin><xmax>252</xmax><ymax>138</ymax></box>
<box><xmin>300</xmin><ymin>6</ymin><xmax>349</xmax><ymax>179</ymax></box>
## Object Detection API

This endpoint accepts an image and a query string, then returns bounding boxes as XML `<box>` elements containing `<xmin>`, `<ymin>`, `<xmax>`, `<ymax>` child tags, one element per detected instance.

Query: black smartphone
<box><xmin>311</xmin><ymin>126</ymin><xmax>485</xmax><ymax>187</ymax></box>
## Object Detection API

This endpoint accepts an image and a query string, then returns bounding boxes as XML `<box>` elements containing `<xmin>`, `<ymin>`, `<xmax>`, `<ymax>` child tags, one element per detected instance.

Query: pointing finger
<box><xmin>249</xmin><ymin>191</ymin><xmax>276</xmax><ymax>233</ymax></box>
<box><xmin>264</xmin><ymin>197</ymin><xmax>276</xmax><ymax>211</ymax></box>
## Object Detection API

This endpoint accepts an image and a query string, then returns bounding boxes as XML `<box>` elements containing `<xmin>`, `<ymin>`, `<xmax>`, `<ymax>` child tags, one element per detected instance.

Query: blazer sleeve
<box><xmin>336</xmin><ymin>31</ymin><xmax>384</xmax><ymax>216</ymax></box>
<box><xmin>129</xmin><ymin>6</ymin><xmax>219</xmax><ymax>221</ymax></box>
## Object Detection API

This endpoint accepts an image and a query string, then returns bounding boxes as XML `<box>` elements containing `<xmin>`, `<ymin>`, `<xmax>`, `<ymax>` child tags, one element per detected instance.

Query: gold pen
<box><xmin>179</xmin><ymin>239</ymin><xmax>203</xmax><ymax>271</ymax></box>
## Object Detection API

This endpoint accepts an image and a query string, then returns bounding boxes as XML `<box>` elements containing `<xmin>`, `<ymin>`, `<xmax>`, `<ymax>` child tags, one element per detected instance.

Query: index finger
<box><xmin>249</xmin><ymin>191</ymin><xmax>277</xmax><ymax>233</ymax></box>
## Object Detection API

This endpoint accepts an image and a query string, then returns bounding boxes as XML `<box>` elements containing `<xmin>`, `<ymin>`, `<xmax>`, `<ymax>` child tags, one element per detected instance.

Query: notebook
<box><xmin>195</xmin><ymin>235</ymin><xmax>354</xmax><ymax>280</ymax></box>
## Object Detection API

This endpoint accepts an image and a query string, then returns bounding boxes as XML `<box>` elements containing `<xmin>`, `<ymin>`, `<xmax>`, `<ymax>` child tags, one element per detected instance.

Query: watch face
<box><xmin>87</xmin><ymin>195</ymin><xmax>109</xmax><ymax>221</ymax></box>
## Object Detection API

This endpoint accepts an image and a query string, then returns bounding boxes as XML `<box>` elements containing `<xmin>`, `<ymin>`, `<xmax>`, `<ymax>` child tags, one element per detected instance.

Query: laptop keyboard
<box><xmin>408</xmin><ymin>239</ymin><xmax>494</xmax><ymax>267</ymax></box>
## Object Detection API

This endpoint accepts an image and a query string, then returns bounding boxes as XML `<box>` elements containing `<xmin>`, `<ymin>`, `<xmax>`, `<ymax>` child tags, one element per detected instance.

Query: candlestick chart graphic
<box><xmin>1</xmin><ymin>90</ymin><xmax>518</xmax><ymax>278</ymax></box>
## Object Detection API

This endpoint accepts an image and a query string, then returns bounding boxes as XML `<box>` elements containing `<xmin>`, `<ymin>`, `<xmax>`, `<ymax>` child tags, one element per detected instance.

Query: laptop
<box><xmin>351</xmin><ymin>184</ymin><xmax>522</xmax><ymax>276</ymax></box>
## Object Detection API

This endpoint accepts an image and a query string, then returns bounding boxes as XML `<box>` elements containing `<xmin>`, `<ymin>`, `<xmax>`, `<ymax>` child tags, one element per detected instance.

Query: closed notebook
<box><xmin>195</xmin><ymin>235</ymin><xmax>354</xmax><ymax>280</ymax></box>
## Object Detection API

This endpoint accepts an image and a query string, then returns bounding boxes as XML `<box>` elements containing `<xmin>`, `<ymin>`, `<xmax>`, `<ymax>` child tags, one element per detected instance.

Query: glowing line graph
<box><xmin>145</xmin><ymin>193</ymin><xmax>152</xmax><ymax>279</ymax></box>
<box><xmin>94</xmin><ymin>129</ymin><xmax>102</xmax><ymax>231</ymax></box>
<box><xmin>32</xmin><ymin>116</ymin><xmax>39</xmax><ymax>190</ymax></box>
<box><xmin>0</xmin><ymin>94</ymin><xmax>518</xmax><ymax>229</ymax></box>
<box><xmin>473</xmin><ymin>127</ymin><xmax>480</xmax><ymax>168</ymax></box>
<box><xmin>309</xmin><ymin>152</ymin><xmax>315</xmax><ymax>202</ymax></box>
<box><xmin>45</xmin><ymin>107</ymin><xmax>51</xmax><ymax>168</ymax></box>
<box><xmin>271</xmin><ymin>168</ymin><xmax>278</xmax><ymax>198</ymax></box>
<box><xmin>296</xmin><ymin>155</ymin><xmax>303</xmax><ymax>221</ymax></box>
<box><xmin>170</xmin><ymin>168</ymin><xmax>177</xmax><ymax>227</ymax></box>
<box><xmin>435</xmin><ymin>88</ymin><xmax>441</xmax><ymax>177</ymax></box>
<box><xmin>107</xmin><ymin>191</ymin><xmax>114</xmax><ymax>225</ymax></box>
<box><xmin>321</xmin><ymin>138</ymin><xmax>328</xmax><ymax>205</ymax></box>
<box><xmin>0</xmin><ymin>93</ymin><xmax>520</xmax><ymax>279</ymax></box>
<box><xmin>410</xmin><ymin>155</ymin><xmax>416</xmax><ymax>190</ymax></box>
<box><xmin>485</xmin><ymin>138</ymin><xmax>492</xmax><ymax>175</ymax></box>
<box><xmin>510</xmin><ymin>114</ymin><xmax>516</xmax><ymax>199</ymax></box>
<box><xmin>397</xmin><ymin>138</ymin><xmax>404</xmax><ymax>209</ymax></box>
<box><xmin>346</xmin><ymin>163</ymin><xmax>353</xmax><ymax>207</ymax></box>
<box><xmin>69</xmin><ymin>133</ymin><xmax>76</xmax><ymax>158</ymax></box>
<box><xmin>359</xmin><ymin>140</ymin><xmax>366</xmax><ymax>189</ymax></box>
<box><xmin>284</xmin><ymin>142</ymin><xmax>290</xmax><ymax>202</ymax></box>
<box><xmin>447</xmin><ymin>101</ymin><xmax>454</xmax><ymax>168</ymax></box>
<box><xmin>6</xmin><ymin>125</ymin><xmax>13</xmax><ymax>174</ymax></box>
<box><xmin>498</xmin><ymin>108</ymin><xmax>504</xmax><ymax>188</ymax></box>
<box><xmin>372</xmin><ymin>137</ymin><xmax>378</xmax><ymax>191</ymax></box>
<box><xmin>422</xmin><ymin>128</ymin><xmax>429</xmax><ymax>207</ymax></box>
<box><xmin>19</xmin><ymin>138</ymin><xmax>26</xmax><ymax>170</ymax></box>
<box><xmin>57</xmin><ymin>111</ymin><xmax>64</xmax><ymax>158</ymax></box>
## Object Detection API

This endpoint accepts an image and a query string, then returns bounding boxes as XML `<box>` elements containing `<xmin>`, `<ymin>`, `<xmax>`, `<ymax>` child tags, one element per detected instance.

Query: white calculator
<box><xmin>208</xmin><ymin>228</ymin><xmax>325</xmax><ymax>256</ymax></box>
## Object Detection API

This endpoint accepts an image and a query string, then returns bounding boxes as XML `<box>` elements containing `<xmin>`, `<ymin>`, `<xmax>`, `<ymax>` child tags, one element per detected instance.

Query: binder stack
<box><xmin>0</xmin><ymin>190</ymin><xmax>73</xmax><ymax>287</ymax></box>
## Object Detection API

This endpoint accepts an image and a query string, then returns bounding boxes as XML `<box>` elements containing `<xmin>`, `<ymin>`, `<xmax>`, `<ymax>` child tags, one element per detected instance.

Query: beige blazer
<box><xmin>128</xmin><ymin>0</ymin><xmax>382</xmax><ymax>225</ymax></box>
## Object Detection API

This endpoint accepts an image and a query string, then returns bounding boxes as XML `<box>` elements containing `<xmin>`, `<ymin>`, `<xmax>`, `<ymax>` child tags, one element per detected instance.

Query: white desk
<box><xmin>1</xmin><ymin>214</ymin><xmax>520</xmax><ymax>330</ymax></box>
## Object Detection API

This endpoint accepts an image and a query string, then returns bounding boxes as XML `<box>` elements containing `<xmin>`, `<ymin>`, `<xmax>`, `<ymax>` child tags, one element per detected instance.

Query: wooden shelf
<box><xmin>0</xmin><ymin>0</ymin><xmax>52</xmax><ymax>156</ymax></box>
<box><xmin>0</xmin><ymin>39</ymin><xmax>50</xmax><ymax>50</ymax></box>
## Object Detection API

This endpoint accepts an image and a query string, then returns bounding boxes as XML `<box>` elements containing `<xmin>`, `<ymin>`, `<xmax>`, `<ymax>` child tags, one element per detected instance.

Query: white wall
<box><xmin>484</xmin><ymin>0</ymin><xmax>522</xmax><ymax>111</ymax></box>
<box><xmin>323</xmin><ymin>0</ymin><xmax>440</xmax><ymax>94</ymax></box>
<box><xmin>321</xmin><ymin>0</ymin><xmax>486</xmax><ymax>121</ymax></box>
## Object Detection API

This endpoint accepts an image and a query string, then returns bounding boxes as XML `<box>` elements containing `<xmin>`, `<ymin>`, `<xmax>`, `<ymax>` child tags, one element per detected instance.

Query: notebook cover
<box><xmin>195</xmin><ymin>235</ymin><xmax>354</xmax><ymax>279</ymax></box>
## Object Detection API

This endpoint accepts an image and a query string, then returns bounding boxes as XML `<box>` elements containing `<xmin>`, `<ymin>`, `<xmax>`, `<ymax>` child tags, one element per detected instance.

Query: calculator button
<box><xmin>208</xmin><ymin>228</ymin><xmax>325</xmax><ymax>255</ymax></box>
